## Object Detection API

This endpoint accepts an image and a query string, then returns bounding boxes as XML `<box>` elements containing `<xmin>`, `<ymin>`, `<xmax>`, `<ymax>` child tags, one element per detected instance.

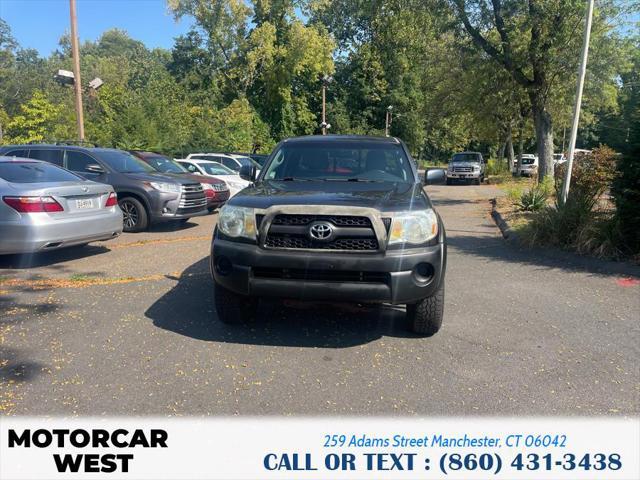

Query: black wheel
<box><xmin>446</xmin><ymin>178</ymin><xmax>452</xmax><ymax>185</ymax></box>
<box><xmin>474</xmin><ymin>177</ymin><xmax>481</xmax><ymax>185</ymax></box>
<box><xmin>406</xmin><ymin>283</ymin><xmax>444</xmax><ymax>336</ymax></box>
<box><xmin>214</xmin><ymin>282</ymin><xmax>258</xmax><ymax>324</ymax></box>
<box><xmin>119</xmin><ymin>197</ymin><xmax>148</xmax><ymax>232</ymax></box>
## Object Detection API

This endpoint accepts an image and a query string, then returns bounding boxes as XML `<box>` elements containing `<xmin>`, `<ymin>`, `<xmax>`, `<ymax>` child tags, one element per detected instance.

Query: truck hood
<box><xmin>228</xmin><ymin>180</ymin><xmax>430</xmax><ymax>212</ymax></box>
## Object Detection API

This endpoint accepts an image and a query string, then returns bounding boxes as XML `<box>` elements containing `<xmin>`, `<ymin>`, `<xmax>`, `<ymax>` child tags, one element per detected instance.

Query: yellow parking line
<box><xmin>109</xmin><ymin>235</ymin><xmax>210</xmax><ymax>249</ymax></box>
<box><xmin>0</xmin><ymin>272</ymin><xmax>208</xmax><ymax>291</ymax></box>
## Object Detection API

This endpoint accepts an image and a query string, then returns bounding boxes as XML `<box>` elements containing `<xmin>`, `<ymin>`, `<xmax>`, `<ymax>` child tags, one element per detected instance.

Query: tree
<box><xmin>5</xmin><ymin>90</ymin><xmax>72</xmax><ymax>143</ymax></box>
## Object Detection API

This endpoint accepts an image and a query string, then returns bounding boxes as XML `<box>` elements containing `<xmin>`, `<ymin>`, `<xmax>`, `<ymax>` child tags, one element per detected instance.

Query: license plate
<box><xmin>76</xmin><ymin>198</ymin><xmax>94</xmax><ymax>209</ymax></box>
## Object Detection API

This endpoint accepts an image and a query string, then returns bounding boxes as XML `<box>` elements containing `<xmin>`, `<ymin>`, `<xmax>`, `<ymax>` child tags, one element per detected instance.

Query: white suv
<box><xmin>185</xmin><ymin>153</ymin><xmax>260</xmax><ymax>175</ymax></box>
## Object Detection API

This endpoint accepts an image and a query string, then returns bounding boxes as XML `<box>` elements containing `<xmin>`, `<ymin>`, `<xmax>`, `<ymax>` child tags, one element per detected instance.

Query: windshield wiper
<box><xmin>281</xmin><ymin>177</ymin><xmax>318</xmax><ymax>181</ymax></box>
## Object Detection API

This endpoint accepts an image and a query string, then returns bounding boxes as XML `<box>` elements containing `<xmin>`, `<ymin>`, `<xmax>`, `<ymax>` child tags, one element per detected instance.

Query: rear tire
<box><xmin>214</xmin><ymin>282</ymin><xmax>257</xmax><ymax>324</ymax></box>
<box><xmin>406</xmin><ymin>283</ymin><xmax>444</xmax><ymax>336</ymax></box>
<box><xmin>119</xmin><ymin>197</ymin><xmax>148</xmax><ymax>232</ymax></box>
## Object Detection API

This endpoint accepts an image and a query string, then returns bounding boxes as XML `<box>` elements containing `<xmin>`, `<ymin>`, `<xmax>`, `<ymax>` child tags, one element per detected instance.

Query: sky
<box><xmin>0</xmin><ymin>0</ymin><xmax>195</xmax><ymax>55</ymax></box>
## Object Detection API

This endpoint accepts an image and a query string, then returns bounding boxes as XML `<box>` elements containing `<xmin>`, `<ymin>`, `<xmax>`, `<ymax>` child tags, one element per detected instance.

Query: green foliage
<box><xmin>516</xmin><ymin>183</ymin><xmax>549</xmax><ymax>212</ymax></box>
<box><xmin>524</xmin><ymin>147</ymin><xmax>626</xmax><ymax>257</ymax></box>
<box><xmin>611</xmin><ymin>149</ymin><xmax>640</xmax><ymax>255</ymax></box>
<box><xmin>4</xmin><ymin>90</ymin><xmax>72</xmax><ymax>143</ymax></box>
<box><xmin>486</xmin><ymin>158</ymin><xmax>510</xmax><ymax>176</ymax></box>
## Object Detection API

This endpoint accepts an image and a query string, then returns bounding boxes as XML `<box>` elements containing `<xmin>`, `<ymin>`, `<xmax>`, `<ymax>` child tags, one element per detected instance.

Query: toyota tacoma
<box><xmin>210</xmin><ymin>135</ymin><xmax>447</xmax><ymax>335</ymax></box>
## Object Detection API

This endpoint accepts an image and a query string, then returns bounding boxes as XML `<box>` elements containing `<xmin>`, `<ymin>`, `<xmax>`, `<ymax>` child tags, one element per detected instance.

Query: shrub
<box><xmin>611</xmin><ymin>152</ymin><xmax>640</xmax><ymax>255</ymax></box>
<box><xmin>524</xmin><ymin>146</ymin><xmax>621</xmax><ymax>258</ymax></box>
<box><xmin>516</xmin><ymin>183</ymin><xmax>549</xmax><ymax>211</ymax></box>
<box><xmin>486</xmin><ymin>158</ymin><xmax>510</xmax><ymax>176</ymax></box>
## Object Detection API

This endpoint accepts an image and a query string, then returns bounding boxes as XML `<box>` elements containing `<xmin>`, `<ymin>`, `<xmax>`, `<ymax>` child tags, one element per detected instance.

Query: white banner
<box><xmin>1</xmin><ymin>417</ymin><xmax>638</xmax><ymax>479</ymax></box>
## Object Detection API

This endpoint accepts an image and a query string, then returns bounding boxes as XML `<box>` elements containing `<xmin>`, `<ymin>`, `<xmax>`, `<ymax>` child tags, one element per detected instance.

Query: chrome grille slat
<box><xmin>179</xmin><ymin>184</ymin><xmax>206</xmax><ymax>209</ymax></box>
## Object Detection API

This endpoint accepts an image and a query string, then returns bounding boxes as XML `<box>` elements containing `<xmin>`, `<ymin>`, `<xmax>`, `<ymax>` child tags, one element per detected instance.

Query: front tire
<box><xmin>406</xmin><ymin>283</ymin><xmax>444</xmax><ymax>336</ymax></box>
<box><xmin>446</xmin><ymin>178</ymin><xmax>452</xmax><ymax>185</ymax></box>
<box><xmin>214</xmin><ymin>282</ymin><xmax>258</xmax><ymax>324</ymax></box>
<box><xmin>119</xmin><ymin>197</ymin><xmax>148</xmax><ymax>232</ymax></box>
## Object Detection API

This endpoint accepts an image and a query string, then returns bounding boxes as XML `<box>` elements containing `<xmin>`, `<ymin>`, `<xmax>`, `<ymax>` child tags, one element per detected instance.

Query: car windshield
<box><xmin>200</xmin><ymin>162</ymin><xmax>236</xmax><ymax>175</ymax></box>
<box><xmin>450</xmin><ymin>153</ymin><xmax>480</xmax><ymax>163</ymax></box>
<box><xmin>144</xmin><ymin>155</ymin><xmax>188</xmax><ymax>174</ymax></box>
<box><xmin>98</xmin><ymin>150</ymin><xmax>156</xmax><ymax>173</ymax></box>
<box><xmin>263</xmin><ymin>141</ymin><xmax>414</xmax><ymax>183</ymax></box>
<box><xmin>522</xmin><ymin>157</ymin><xmax>536</xmax><ymax>165</ymax></box>
<box><xmin>0</xmin><ymin>162</ymin><xmax>83</xmax><ymax>183</ymax></box>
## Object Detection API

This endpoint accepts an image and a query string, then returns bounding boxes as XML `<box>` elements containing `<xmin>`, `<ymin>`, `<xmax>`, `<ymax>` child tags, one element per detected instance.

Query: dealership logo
<box><xmin>309</xmin><ymin>222</ymin><xmax>333</xmax><ymax>241</ymax></box>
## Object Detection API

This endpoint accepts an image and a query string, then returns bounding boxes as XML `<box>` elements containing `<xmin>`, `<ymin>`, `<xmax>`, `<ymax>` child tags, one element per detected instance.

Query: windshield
<box><xmin>0</xmin><ymin>162</ymin><xmax>83</xmax><ymax>183</ymax></box>
<box><xmin>200</xmin><ymin>162</ymin><xmax>236</xmax><ymax>175</ymax></box>
<box><xmin>98</xmin><ymin>150</ymin><xmax>156</xmax><ymax>173</ymax></box>
<box><xmin>522</xmin><ymin>157</ymin><xmax>536</xmax><ymax>165</ymax></box>
<box><xmin>263</xmin><ymin>141</ymin><xmax>414</xmax><ymax>183</ymax></box>
<box><xmin>144</xmin><ymin>155</ymin><xmax>188</xmax><ymax>174</ymax></box>
<box><xmin>450</xmin><ymin>153</ymin><xmax>481</xmax><ymax>163</ymax></box>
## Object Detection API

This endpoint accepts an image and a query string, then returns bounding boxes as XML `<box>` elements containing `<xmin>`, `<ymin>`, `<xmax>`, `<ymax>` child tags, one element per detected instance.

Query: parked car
<box><xmin>446</xmin><ymin>151</ymin><xmax>486</xmax><ymax>185</ymax></box>
<box><xmin>227</xmin><ymin>152</ymin><xmax>270</xmax><ymax>167</ymax></box>
<box><xmin>176</xmin><ymin>159</ymin><xmax>250</xmax><ymax>197</ymax></box>
<box><xmin>517</xmin><ymin>154</ymin><xmax>538</xmax><ymax>176</ymax></box>
<box><xmin>0</xmin><ymin>157</ymin><xmax>122</xmax><ymax>255</ymax></box>
<box><xmin>184</xmin><ymin>153</ymin><xmax>261</xmax><ymax>175</ymax></box>
<box><xmin>130</xmin><ymin>151</ymin><xmax>229</xmax><ymax>212</ymax></box>
<box><xmin>0</xmin><ymin>144</ymin><xmax>208</xmax><ymax>232</ymax></box>
<box><xmin>211</xmin><ymin>135</ymin><xmax>447</xmax><ymax>336</ymax></box>
<box><xmin>553</xmin><ymin>153</ymin><xmax>566</xmax><ymax>165</ymax></box>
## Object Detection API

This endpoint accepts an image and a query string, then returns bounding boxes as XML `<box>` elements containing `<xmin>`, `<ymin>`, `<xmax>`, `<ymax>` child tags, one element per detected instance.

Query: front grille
<box><xmin>453</xmin><ymin>166</ymin><xmax>473</xmax><ymax>173</ymax></box>
<box><xmin>265</xmin><ymin>235</ymin><xmax>378</xmax><ymax>250</ymax></box>
<box><xmin>211</xmin><ymin>183</ymin><xmax>228</xmax><ymax>192</ymax></box>
<box><xmin>179</xmin><ymin>183</ymin><xmax>206</xmax><ymax>209</ymax></box>
<box><xmin>264</xmin><ymin>213</ymin><xmax>378</xmax><ymax>251</ymax></box>
<box><xmin>253</xmin><ymin>267</ymin><xmax>389</xmax><ymax>284</ymax></box>
<box><xmin>271</xmin><ymin>214</ymin><xmax>371</xmax><ymax>227</ymax></box>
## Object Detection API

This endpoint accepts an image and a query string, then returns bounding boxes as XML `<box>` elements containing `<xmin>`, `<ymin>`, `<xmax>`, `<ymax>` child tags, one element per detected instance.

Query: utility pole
<box><xmin>322</xmin><ymin>82</ymin><xmax>327</xmax><ymax>135</ymax></box>
<box><xmin>69</xmin><ymin>0</ymin><xmax>85</xmax><ymax>141</ymax></box>
<box><xmin>320</xmin><ymin>75</ymin><xmax>333</xmax><ymax>135</ymax></box>
<box><xmin>385</xmin><ymin>105</ymin><xmax>393</xmax><ymax>137</ymax></box>
<box><xmin>561</xmin><ymin>0</ymin><xmax>594</xmax><ymax>205</ymax></box>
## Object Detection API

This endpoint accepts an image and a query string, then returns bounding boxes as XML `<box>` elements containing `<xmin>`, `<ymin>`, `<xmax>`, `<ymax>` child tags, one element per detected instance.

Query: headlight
<box><xmin>148</xmin><ymin>182</ymin><xmax>180</xmax><ymax>193</ymax></box>
<box><xmin>218</xmin><ymin>205</ymin><xmax>256</xmax><ymax>239</ymax></box>
<box><xmin>388</xmin><ymin>209</ymin><xmax>438</xmax><ymax>245</ymax></box>
<box><xmin>201</xmin><ymin>182</ymin><xmax>213</xmax><ymax>191</ymax></box>
<box><xmin>473</xmin><ymin>166</ymin><xmax>480</xmax><ymax>171</ymax></box>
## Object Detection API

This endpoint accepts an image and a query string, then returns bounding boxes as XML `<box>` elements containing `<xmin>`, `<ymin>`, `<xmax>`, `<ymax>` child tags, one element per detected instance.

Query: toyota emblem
<box><xmin>309</xmin><ymin>222</ymin><xmax>333</xmax><ymax>241</ymax></box>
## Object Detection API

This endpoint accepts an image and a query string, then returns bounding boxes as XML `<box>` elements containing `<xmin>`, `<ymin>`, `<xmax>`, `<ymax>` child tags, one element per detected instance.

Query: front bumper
<box><xmin>147</xmin><ymin>190</ymin><xmax>209</xmax><ymax>222</ymax></box>
<box><xmin>0</xmin><ymin>209</ymin><xmax>123</xmax><ymax>255</ymax></box>
<box><xmin>211</xmin><ymin>239</ymin><xmax>446</xmax><ymax>304</ymax></box>
<box><xmin>447</xmin><ymin>171</ymin><xmax>481</xmax><ymax>179</ymax></box>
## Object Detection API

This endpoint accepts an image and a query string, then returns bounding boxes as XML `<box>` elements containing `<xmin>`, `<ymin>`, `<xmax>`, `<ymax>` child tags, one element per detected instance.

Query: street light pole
<box><xmin>560</xmin><ymin>0</ymin><xmax>595</xmax><ymax>205</ymax></box>
<box><xmin>69</xmin><ymin>0</ymin><xmax>85</xmax><ymax>141</ymax></box>
<box><xmin>322</xmin><ymin>82</ymin><xmax>327</xmax><ymax>135</ymax></box>
<box><xmin>385</xmin><ymin>105</ymin><xmax>393</xmax><ymax>137</ymax></box>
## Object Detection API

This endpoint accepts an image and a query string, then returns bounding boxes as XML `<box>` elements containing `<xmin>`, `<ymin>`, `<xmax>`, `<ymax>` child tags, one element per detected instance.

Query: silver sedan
<box><xmin>0</xmin><ymin>157</ymin><xmax>123</xmax><ymax>255</ymax></box>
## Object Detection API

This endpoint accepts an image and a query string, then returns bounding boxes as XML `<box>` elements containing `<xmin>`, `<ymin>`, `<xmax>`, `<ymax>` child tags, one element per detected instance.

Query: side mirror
<box><xmin>239</xmin><ymin>165</ymin><xmax>256</xmax><ymax>182</ymax></box>
<box><xmin>86</xmin><ymin>164</ymin><xmax>105</xmax><ymax>174</ymax></box>
<box><xmin>424</xmin><ymin>168</ymin><xmax>446</xmax><ymax>185</ymax></box>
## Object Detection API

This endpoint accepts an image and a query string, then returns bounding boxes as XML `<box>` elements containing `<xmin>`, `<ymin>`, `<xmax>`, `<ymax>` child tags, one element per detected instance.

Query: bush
<box><xmin>516</xmin><ymin>181</ymin><xmax>550</xmax><ymax>212</ymax></box>
<box><xmin>486</xmin><ymin>158</ymin><xmax>510</xmax><ymax>176</ymax></box>
<box><xmin>611</xmin><ymin>152</ymin><xmax>640</xmax><ymax>255</ymax></box>
<box><xmin>524</xmin><ymin>146</ymin><xmax>621</xmax><ymax>258</ymax></box>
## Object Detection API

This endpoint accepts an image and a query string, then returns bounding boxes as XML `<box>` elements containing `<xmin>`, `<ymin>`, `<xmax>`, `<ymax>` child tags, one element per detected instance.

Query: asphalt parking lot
<box><xmin>1</xmin><ymin>184</ymin><xmax>639</xmax><ymax>416</ymax></box>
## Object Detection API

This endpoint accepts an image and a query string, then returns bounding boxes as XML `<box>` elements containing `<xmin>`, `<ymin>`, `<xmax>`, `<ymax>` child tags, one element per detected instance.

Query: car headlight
<box><xmin>388</xmin><ymin>209</ymin><xmax>439</xmax><ymax>245</ymax></box>
<box><xmin>201</xmin><ymin>182</ymin><xmax>213</xmax><ymax>191</ymax></box>
<box><xmin>473</xmin><ymin>166</ymin><xmax>480</xmax><ymax>171</ymax></box>
<box><xmin>148</xmin><ymin>182</ymin><xmax>180</xmax><ymax>193</ymax></box>
<box><xmin>218</xmin><ymin>205</ymin><xmax>256</xmax><ymax>239</ymax></box>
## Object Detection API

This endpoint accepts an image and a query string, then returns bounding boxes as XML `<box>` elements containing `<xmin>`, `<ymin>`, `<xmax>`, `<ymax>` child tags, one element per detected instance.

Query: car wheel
<box><xmin>214</xmin><ymin>282</ymin><xmax>258</xmax><ymax>324</ymax></box>
<box><xmin>474</xmin><ymin>177</ymin><xmax>481</xmax><ymax>185</ymax></box>
<box><xmin>446</xmin><ymin>178</ymin><xmax>452</xmax><ymax>185</ymax></box>
<box><xmin>119</xmin><ymin>197</ymin><xmax>148</xmax><ymax>232</ymax></box>
<box><xmin>406</xmin><ymin>283</ymin><xmax>444</xmax><ymax>336</ymax></box>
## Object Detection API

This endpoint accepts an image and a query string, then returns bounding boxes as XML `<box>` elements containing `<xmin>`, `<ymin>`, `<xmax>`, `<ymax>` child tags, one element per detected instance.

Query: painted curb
<box><xmin>491</xmin><ymin>198</ymin><xmax>518</xmax><ymax>242</ymax></box>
